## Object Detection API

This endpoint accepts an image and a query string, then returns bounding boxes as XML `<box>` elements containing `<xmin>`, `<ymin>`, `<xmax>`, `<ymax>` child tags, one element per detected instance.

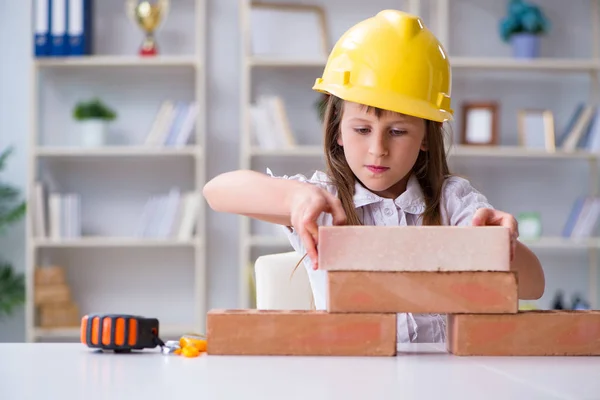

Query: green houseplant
<box><xmin>0</xmin><ymin>147</ymin><xmax>26</xmax><ymax>318</ymax></box>
<box><xmin>499</xmin><ymin>0</ymin><xmax>550</xmax><ymax>59</ymax></box>
<box><xmin>72</xmin><ymin>98</ymin><xmax>117</xmax><ymax>147</ymax></box>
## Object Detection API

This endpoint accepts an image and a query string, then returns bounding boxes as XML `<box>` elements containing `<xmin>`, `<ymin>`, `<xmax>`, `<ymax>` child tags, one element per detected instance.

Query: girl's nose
<box><xmin>368</xmin><ymin>134</ymin><xmax>388</xmax><ymax>157</ymax></box>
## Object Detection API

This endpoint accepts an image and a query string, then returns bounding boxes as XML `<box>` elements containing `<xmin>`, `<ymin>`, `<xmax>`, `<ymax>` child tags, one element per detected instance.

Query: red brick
<box><xmin>318</xmin><ymin>226</ymin><xmax>510</xmax><ymax>271</ymax></box>
<box><xmin>327</xmin><ymin>271</ymin><xmax>518</xmax><ymax>314</ymax></box>
<box><xmin>206</xmin><ymin>309</ymin><xmax>396</xmax><ymax>356</ymax></box>
<box><xmin>447</xmin><ymin>311</ymin><xmax>600</xmax><ymax>356</ymax></box>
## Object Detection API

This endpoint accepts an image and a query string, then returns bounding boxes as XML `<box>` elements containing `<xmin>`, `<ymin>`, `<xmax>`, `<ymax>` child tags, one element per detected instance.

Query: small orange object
<box><xmin>179</xmin><ymin>334</ymin><xmax>207</xmax><ymax>352</ymax></box>
<box><xmin>182</xmin><ymin>346</ymin><xmax>200</xmax><ymax>357</ymax></box>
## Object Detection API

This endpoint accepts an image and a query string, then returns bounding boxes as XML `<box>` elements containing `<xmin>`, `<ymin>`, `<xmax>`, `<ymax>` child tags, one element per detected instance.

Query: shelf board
<box><xmin>247</xmin><ymin>56</ymin><xmax>598</xmax><ymax>72</ymax></box>
<box><xmin>247</xmin><ymin>56</ymin><xmax>326</xmax><ymax>67</ymax></box>
<box><xmin>33</xmin><ymin>237</ymin><xmax>199</xmax><ymax>249</ymax></box>
<box><xmin>35</xmin><ymin>146</ymin><xmax>201</xmax><ymax>158</ymax></box>
<box><xmin>34</xmin><ymin>55</ymin><xmax>198</xmax><ymax>68</ymax></box>
<box><xmin>450</xmin><ymin>57</ymin><xmax>598</xmax><ymax>72</ymax></box>
<box><xmin>34</xmin><ymin>324</ymin><xmax>201</xmax><ymax>340</ymax></box>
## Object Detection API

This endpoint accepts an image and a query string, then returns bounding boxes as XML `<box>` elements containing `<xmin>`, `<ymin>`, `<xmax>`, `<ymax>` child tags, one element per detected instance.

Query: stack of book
<box><xmin>249</xmin><ymin>95</ymin><xmax>296</xmax><ymax>149</ymax></box>
<box><xmin>558</xmin><ymin>103</ymin><xmax>600</xmax><ymax>152</ymax></box>
<box><xmin>135</xmin><ymin>188</ymin><xmax>201</xmax><ymax>239</ymax></box>
<box><xmin>34</xmin><ymin>0</ymin><xmax>93</xmax><ymax>57</ymax></box>
<box><xmin>562</xmin><ymin>196</ymin><xmax>600</xmax><ymax>238</ymax></box>
<box><xmin>32</xmin><ymin>182</ymin><xmax>81</xmax><ymax>240</ymax></box>
<box><xmin>143</xmin><ymin>101</ymin><xmax>198</xmax><ymax>148</ymax></box>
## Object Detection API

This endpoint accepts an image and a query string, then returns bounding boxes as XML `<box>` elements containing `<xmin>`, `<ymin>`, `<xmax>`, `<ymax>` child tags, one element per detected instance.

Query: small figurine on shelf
<box><xmin>499</xmin><ymin>0</ymin><xmax>550</xmax><ymax>59</ymax></box>
<box><xmin>517</xmin><ymin>212</ymin><xmax>542</xmax><ymax>239</ymax></box>
<box><xmin>72</xmin><ymin>98</ymin><xmax>117</xmax><ymax>148</ymax></box>
<box><xmin>551</xmin><ymin>290</ymin><xmax>565</xmax><ymax>310</ymax></box>
<box><xmin>571</xmin><ymin>293</ymin><xmax>591</xmax><ymax>310</ymax></box>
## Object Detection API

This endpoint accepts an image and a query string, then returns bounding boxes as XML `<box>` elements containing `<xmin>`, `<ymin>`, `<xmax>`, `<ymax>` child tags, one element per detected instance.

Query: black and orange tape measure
<box><xmin>80</xmin><ymin>313</ymin><xmax>164</xmax><ymax>352</ymax></box>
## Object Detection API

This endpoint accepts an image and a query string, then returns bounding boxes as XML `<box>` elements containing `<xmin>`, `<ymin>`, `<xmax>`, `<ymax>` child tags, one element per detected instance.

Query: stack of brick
<box><xmin>35</xmin><ymin>265</ymin><xmax>80</xmax><ymax>328</ymax></box>
<box><xmin>207</xmin><ymin>226</ymin><xmax>600</xmax><ymax>356</ymax></box>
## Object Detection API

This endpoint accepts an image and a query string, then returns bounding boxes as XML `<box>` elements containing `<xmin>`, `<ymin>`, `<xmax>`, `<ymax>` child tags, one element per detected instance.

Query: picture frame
<box><xmin>249</xmin><ymin>2</ymin><xmax>329</xmax><ymax>61</ymax></box>
<box><xmin>517</xmin><ymin>109</ymin><xmax>556</xmax><ymax>152</ymax></box>
<box><xmin>460</xmin><ymin>102</ymin><xmax>499</xmax><ymax>146</ymax></box>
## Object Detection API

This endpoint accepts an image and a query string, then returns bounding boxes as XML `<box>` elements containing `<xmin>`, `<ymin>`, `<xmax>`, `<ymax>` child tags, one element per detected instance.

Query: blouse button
<box><xmin>384</xmin><ymin>208</ymin><xmax>393</xmax><ymax>216</ymax></box>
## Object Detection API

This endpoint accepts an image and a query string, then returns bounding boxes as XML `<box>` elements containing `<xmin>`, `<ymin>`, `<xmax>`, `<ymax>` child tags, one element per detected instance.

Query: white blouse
<box><xmin>267</xmin><ymin>168</ymin><xmax>494</xmax><ymax>344</ymax></box>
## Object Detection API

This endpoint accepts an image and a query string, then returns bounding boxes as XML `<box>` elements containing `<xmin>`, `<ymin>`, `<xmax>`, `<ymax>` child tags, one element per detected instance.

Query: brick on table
<box><xmin>327</xmin><ymin>271</ymin><xmax>518</xmax><ymax>314</ymax></box>
<box><xmin>206</xmin><ymin>309</ymin><xmax>397</xmax><ymax>356</ymax></box>
<box><xmin>447</xmin><ymin>311</ymin><xmax>600</xmax><ymax>356</ymax></box>
<box><xmin>318</xmin><ymin>226</ymin><xmax>510</xmax><ymax>271</ymax></box>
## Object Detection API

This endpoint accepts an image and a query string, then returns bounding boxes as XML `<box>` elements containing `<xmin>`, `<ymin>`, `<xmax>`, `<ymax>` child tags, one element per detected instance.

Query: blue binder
<box><xmin>67</xmin><ymin>0</ymin><xmax>93</xmax><ymax>56</ymax></box>
<box><xmin>51</xmin><ymin>0</ymin><xmax>68</xmax><ymax>56</ymax></box>
<box><xmin>34</xmin><ymin>0</ymin><xmax>52</xmax><ymax>57</ymax></box>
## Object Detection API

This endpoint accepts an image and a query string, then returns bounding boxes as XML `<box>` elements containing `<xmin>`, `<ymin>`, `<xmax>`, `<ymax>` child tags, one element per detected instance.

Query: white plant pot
<box><xmin>79</xmin><ymin>120</ymin><xmax>107</xmax><ymax>147</ymax></box>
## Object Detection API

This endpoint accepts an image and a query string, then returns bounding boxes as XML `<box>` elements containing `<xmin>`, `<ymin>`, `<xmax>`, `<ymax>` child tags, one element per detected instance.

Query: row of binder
<box><xmin>34</xmin><ymin>0</ymin><xmax>92</xmax><ymax>57</ymax></box>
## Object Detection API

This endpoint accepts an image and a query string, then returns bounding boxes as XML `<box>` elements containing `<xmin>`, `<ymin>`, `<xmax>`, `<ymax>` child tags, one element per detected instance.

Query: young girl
<box><xmin>203</xmin><ymin>10</ymin><xmax>545</xmax><ymax>343</ymax></box>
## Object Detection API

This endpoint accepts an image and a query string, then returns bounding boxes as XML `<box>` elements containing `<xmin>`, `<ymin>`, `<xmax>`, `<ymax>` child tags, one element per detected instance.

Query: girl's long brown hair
<box><xmin>322</xmin><ymin>94</ymin><xmax>452</xmax><ymax>226</ymax></box>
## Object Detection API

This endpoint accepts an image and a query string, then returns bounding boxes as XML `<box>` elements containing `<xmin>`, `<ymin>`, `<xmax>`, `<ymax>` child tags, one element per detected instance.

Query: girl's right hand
<box><xmin>289</xmin><ymin>185</ymin><xmax>347</xmax><ymax>269</ymax></box>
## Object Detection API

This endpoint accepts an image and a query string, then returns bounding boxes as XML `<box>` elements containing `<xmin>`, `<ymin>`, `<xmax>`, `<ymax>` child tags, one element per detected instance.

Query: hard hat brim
<box><xmin>313</xmin><ymin>82</ymin><xmax>454</xmax><ymax>123</ymax></box>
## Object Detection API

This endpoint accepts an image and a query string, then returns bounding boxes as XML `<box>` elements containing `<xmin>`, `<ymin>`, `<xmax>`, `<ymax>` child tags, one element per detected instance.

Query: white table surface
<box><xmin>1</xmin><ymin>343</ymin><xmax>599</xmax><ymax>400</ymax></box>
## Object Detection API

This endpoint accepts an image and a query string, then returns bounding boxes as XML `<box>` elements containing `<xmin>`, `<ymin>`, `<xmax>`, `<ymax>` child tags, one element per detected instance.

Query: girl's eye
<box><xmin>354</xmin><ymin>128</ymin><xmax>370</xmax><ymax>134</ymax></box>
<box><xmin>391</xmin><ymin>129</ymin><xmax>407</xmax><ymax>136</ymax></box>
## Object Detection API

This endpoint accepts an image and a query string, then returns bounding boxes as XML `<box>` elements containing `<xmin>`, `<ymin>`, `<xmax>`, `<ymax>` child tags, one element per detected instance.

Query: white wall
<box><xmin>0</xmin><ymin>0</ymin><xmax>597</xmax><ymax>341</ymax></box>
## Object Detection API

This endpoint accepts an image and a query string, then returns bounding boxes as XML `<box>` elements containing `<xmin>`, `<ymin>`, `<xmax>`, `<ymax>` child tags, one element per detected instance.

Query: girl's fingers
<box><xmin>298</xmin><ymin>225</ymin><xmax>318</xmax><ymax>269</ymax></box>
<box><xmin>325</xmin><ymin>193</ymin><xmax>347</xmax><ymax>226</ymax></box>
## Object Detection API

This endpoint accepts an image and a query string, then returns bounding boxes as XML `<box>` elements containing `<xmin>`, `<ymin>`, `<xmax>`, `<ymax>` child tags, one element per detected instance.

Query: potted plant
<box><xmin>72</xmin><ymin>98</ymin><xmax>117</xmax><ymax>147</ymax></box>
<box><xmin>0</xmin><ymin>147</ymin><xmax>26</xmax><ymax>319</ymax></box>
<box><xmin>499</xmin><ymin>0</ymin><xmax>550</xmax><ymax>59</ymax></box>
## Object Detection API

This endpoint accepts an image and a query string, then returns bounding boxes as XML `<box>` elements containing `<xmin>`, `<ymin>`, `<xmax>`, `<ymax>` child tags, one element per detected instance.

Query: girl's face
<box><xmin>338</xmin><ymin>101</ymin><xmax>427</xmax><ymax>199</ymax></box>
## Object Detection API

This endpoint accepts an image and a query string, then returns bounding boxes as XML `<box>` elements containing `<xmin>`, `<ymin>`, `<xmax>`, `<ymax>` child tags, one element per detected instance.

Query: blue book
<box><xmin>34</xmin><ymin>0</ymin><xmax>52</xmax><ymax>57</ymax></box>
<box><xmin>562</xmin><ymin>197</ymin><xmax>586</xmax><ymax>237</ymax></box>
<box><xmin>67</xmin><ymin>0</ymin><xmax>93</xmax><ymax>56</ymax></box>
<box><xmin>51</xmin><ymin>0</ymin><xmax>68</xmax><ymax>56</ymax></box>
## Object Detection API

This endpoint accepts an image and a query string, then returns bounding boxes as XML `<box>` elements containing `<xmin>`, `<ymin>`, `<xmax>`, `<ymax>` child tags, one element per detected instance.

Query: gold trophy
<box><xmin>126</xmin><ymin>0</ymin><xmax>170</xmax><ymax>56</ymax></box>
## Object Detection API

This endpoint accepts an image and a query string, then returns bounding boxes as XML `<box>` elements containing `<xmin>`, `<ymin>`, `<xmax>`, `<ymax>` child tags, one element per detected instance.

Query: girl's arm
<box><xmin>472</xmin><ymin>208</ymin><xmax>545</xmax><ymax>300</ymax></box>
<box><xmin>202</xmin><ymin>170</ymin><xmax>304</xmax><ymax>226</ymax></box>
<box><xmin>511</xmin><ymin>240</ymin><xmax>545</xmax><ymax>300</ymax></box>
<box><xmin>203</xmin><ymin>169</ymin><xmax>346</xmax><ymax>266</ymax></box>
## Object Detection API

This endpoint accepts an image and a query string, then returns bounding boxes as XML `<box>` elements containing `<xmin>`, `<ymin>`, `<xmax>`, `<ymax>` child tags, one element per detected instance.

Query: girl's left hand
<box><xmin>471</xmin><ymin>208</ymin><xmax>519</xmax><ymax>262</ymax></box>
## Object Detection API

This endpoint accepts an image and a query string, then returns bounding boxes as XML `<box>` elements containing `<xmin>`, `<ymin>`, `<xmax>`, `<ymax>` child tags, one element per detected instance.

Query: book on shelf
<box><xmin>557</xmin><ymin>103</ymin><xmax>600</xmax><ymax>152</ymax></box>
<box><xmin>32</xmin><ymin>181</ymin><xmax>82</xmax><ymax>239</ymax></box>
<box><xmin>143</xmin><ymin>100</ymin><xmax>198</xmax><ymax>147</ymax></box>
<box><xmin>562</xmin><ymin>196</ymin><xmax>600</xmax><ymax>238</ymax></box>
<box><xmin>32</xmin><ymin>181</ymin><xmax>200</xmax><ymax>240</ymax></box>
<box><xmin>136</xmin><ymin>189</ymin><xmax>201</xmax><ymax>239</ymax></box>
<box><xmin>249</xmin><ymin>95</ymin><xmax>296</xmax><ymax>149</ymax></box>
<box><xmin>34</xmin><ymin>0</ymin><xmax>93</xmax><ymax>57</ymax></box>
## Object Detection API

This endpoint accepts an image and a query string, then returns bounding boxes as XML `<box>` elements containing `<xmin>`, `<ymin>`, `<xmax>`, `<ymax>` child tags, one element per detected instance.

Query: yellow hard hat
<box><xmin>313</xmin><ymin>10</ymin><xmax>453</xmax><ymax>122</ymax></box>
